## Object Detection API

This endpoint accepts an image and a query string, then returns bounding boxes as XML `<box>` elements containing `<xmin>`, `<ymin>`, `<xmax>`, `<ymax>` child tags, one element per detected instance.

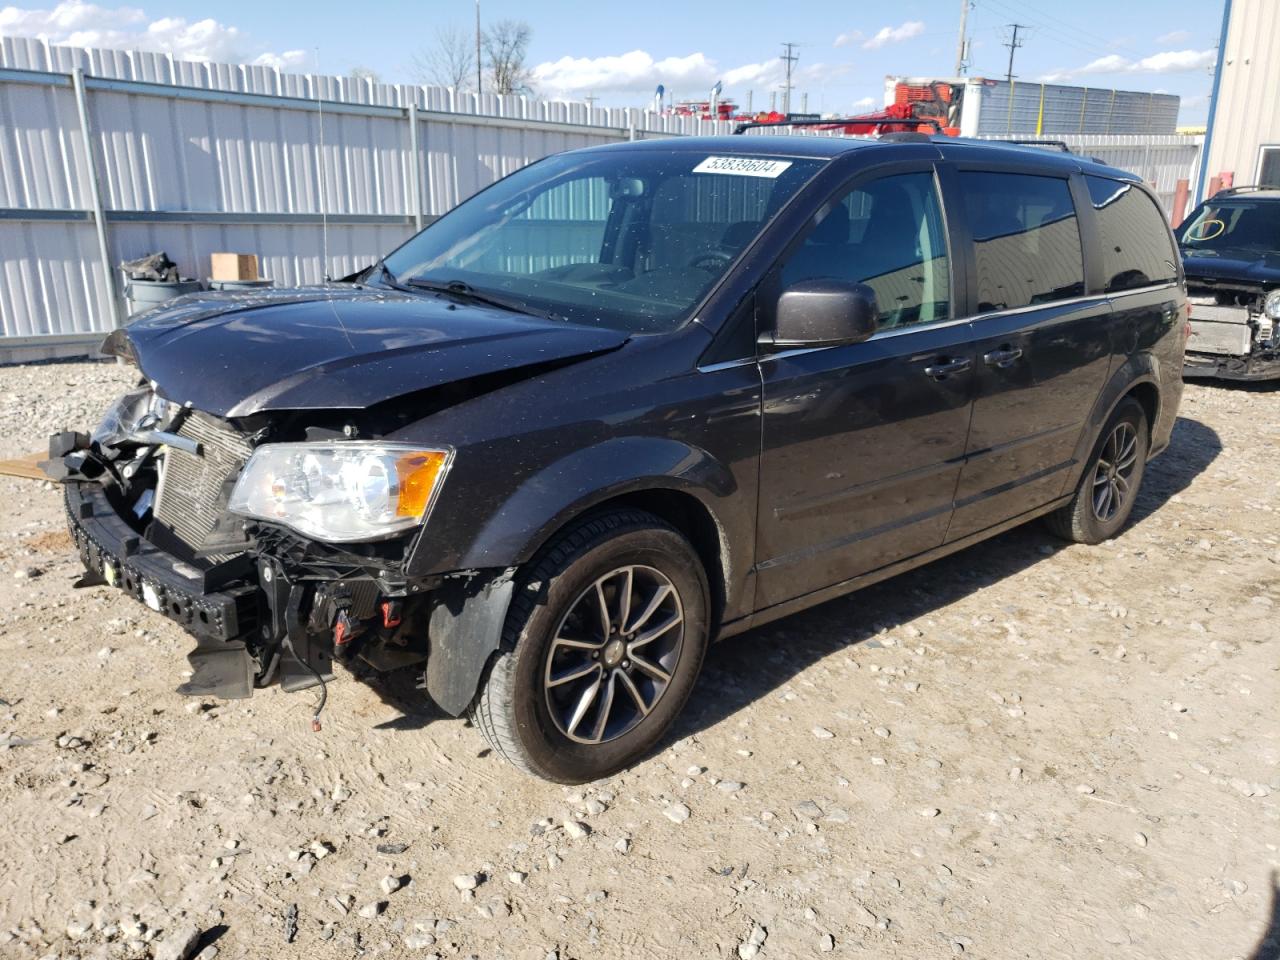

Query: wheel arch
<box><xmin>562</xmin><ymin>487</ymin><xmax>728</xmax><ymax>636</ymax></box>
<box><xmin>1070</xmin><ymin>353</ymin><xmax>1163</xmax><ymax>477</ymax></box>
<box><xmin>442</xmin><ymin>436</ymin><xmax>743</xmax><ymax>626</ymax></box>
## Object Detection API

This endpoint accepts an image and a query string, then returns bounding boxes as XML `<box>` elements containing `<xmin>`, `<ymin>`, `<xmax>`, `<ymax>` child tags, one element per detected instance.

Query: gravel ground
<box><xmin>0</xmin><ymin>361</ymin><xmax>1276</xmax><ymax>960</ymax></box>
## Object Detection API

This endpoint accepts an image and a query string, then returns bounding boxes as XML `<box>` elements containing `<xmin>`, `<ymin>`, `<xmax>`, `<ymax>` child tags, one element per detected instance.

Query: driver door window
<box><xmin>779</xmin><ymin>171</ymin><xmax>951</xmax><ymax>329</ymax></box>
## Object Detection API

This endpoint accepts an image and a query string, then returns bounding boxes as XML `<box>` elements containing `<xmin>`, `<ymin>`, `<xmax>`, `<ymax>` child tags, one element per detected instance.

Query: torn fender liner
<box><xmin>178</xmin><ymin>638</ymin><xmax>255</xmax><ymax>699</ymax></box>
<box><xmin>426</xmin><ymin>570</ymin><xmax>516</xmax><ymax>716</ymax></box>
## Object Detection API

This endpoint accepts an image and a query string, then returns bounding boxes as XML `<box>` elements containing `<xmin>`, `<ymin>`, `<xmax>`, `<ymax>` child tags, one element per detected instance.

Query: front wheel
<box><xmin>1046</xmin><ymin>397</ymin><xmax>1149</xmax><ymax>544</ymax></box>
<box><xmin>468</xmin><ymin>509</ymin><xmax>710</xmax><ymax>783</ymax></box>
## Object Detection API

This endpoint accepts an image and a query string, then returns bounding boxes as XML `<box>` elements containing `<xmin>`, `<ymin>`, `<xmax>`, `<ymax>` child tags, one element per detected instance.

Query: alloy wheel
<box><xmin>1091</xmin><ymin>422</ymin><xmax>1139</xmax><ymax>522</ymax></box>
<box><xmin>543</xmin><ymin>565</ymin><xmax>685</xmax><ymax>745</ymax></box>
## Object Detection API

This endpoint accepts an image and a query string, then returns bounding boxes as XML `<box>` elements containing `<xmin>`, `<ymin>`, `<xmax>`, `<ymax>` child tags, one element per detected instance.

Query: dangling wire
<box><xmin>282</xmin><ymin>584</ymin><xmax>328</xmax><ymax>732</ymax></box>
<box><xmin>282</xmin><ymin>632</ymin><xmax>328</xmax><ymax>732</ymax></box>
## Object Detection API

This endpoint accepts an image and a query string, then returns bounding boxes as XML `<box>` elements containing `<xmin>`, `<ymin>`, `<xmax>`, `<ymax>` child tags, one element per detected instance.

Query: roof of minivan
<box><xmin>577</xmin><ymin>134</ymin><xmax>1140</xmax><ymax>182</ymax></box>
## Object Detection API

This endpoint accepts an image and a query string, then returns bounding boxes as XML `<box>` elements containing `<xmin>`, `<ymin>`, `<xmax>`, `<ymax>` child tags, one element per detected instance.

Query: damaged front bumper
<box><xmin>1184</xmin><ymin>291</ymin><xmax>1280</xmax><ymax>381</ymax></box>
<box><xmin>1183</xmin><ymin>348</ymin><xmax>1280</xmax><ymax>381</ymax></box>
<box><xmin>66</xmin><ymin>479</ymin><xmax>266</xmax><ymax>697</ymax></box>
<box><xmin>57</xmin><ymin>471</ymin><xmax>512</xmax><ymax>717</ymax></box>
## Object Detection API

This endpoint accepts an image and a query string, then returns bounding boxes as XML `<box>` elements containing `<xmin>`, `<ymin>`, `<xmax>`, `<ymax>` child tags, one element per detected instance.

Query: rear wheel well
<box><xmin>1126</xmin><ymin>381</ymin><xmax>1159</xmax><ymax>433</ymax></box>
<box><xmin>577</xmin><ymin>490</ymin><xmax>726</xmax><ymax>635</ymax></box>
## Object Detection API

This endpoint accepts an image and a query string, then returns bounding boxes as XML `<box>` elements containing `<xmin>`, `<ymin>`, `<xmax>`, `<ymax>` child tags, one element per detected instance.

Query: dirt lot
<box><xmin>0</xmin><ymin>361</ymin><xmax>1276</xmax><ymax>960</ymax></box>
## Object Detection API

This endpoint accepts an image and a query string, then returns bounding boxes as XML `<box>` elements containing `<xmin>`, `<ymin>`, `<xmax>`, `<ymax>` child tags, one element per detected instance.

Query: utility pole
<box><xmin>475</xmin><ymin>0</ymin><xmax>483</xmax><ymax>96</ymax></box>
<box><xmin>780</xmin><ymin>42</ymin><xmax>799</xmax><ymax>116</ymax></box>
<box><xmin>584</xmin><ymin>93</ymin><xmax>598</xmax><ymax>110</ymax></box>
<box><xmin>1003</xmin><ymin>23</ymin><xmax>1025</xmax><ymax>83</ymax></box>
<box><xmin>954</xmin><ymin>0</ymin><xmax>971</xmax><ymax>76</ymax></box>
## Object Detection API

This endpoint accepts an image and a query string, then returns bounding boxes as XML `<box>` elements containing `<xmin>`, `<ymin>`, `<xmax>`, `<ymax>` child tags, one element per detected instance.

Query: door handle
<box><xmin>922</xmin><ymin>357</ymin><xmax>972</xmax><ymax>380</ymax></box>
<box><xmin>983</xmin><ymin>346</ymin><xmax>1024</xmax><ymax>368</ymax></box>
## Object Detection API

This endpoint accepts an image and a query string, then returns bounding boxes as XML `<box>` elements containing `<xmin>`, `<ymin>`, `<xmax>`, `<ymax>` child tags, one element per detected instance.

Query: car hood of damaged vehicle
<box><xmin>102</xmin><ymin>286</ymin><xmax>630</xmax><ymax>419</ymax></box>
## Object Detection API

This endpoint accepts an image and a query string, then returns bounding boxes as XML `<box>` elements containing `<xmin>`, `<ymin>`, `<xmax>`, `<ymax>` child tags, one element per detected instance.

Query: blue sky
<box><xmin>0</xmin><ymin>0</ymin><xmax>1224</xmax><ymax>121</ymax></box>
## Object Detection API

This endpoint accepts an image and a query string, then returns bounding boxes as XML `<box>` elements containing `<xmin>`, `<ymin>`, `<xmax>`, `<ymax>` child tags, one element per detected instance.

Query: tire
<box><xmin>1046</xmin><ymin>397</ymin><xmax>1149</xmax><ymax>544</ymax></box>
<box><xmin>468</xmin><ymin>508</ymin><xmax>711</xmax><ymax>783</ymax></box>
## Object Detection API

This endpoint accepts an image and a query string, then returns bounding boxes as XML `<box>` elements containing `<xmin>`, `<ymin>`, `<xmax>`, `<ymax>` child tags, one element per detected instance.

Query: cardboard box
<box><xmin>210</xmin><ymin>252</ymin><xmax>259</xmax><ymax>281</ymax></box>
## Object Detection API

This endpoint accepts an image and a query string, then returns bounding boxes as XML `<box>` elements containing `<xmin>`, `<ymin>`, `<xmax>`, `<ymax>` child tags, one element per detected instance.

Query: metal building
<box><xmin>1200</xmin><ymin>0</ymin><xmax>1280</xmax><ymax>198</ymax></box>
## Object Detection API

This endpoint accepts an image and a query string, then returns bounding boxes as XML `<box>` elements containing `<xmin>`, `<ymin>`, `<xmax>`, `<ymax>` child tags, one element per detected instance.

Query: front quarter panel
<box><xmin>396</xmin><ymin>332</ymin><xmax>763</xmax><ymax>623</ymax></box>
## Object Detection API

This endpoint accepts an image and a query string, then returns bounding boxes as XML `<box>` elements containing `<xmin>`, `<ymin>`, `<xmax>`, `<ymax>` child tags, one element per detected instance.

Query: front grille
<box><xmin>154</xmin><ymin>412</ymin><xmax>253</xmax><ymax>561</ymax></box>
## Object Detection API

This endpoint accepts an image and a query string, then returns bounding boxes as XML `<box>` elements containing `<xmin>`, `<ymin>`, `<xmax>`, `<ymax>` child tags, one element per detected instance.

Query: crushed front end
<box><xmin>45</xmin><ymin>384</ymin><xmax>502</xmax><ymax>718</ymax></box>
<box><xmin>1184</xmin><ymin>283</ymin><xmax>1280</xmax><ymax>381</ymax></box>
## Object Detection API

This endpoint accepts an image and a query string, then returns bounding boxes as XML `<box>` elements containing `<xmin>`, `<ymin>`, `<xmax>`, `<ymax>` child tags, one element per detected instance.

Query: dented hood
<box><xmin>104</xmin><ymin>286</ymin><xmax>629</xmax><ymax>418</ymax></box>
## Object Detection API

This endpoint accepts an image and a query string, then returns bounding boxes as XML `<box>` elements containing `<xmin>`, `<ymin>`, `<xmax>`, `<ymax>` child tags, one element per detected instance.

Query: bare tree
<box><xmin>483</xmin><ymin>19</ymin><xmax>533</xmax><ymax>95</ymax></box>
<box><xmin>412</xmin><ymin>22</ymin><xmax>475</xmax><ymax>92</ymax></box>
<box><xmin>348</xmin><ymin>66</ymin><xmax>380</xmax><ymax>83</ymax></box>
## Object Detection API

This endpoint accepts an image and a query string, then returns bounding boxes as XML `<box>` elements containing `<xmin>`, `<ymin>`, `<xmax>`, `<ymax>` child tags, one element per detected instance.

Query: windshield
<box><xmin>1176</xmin><ymin>200</ymin><xmax>1280</xmax><ymax>256</ymax></box>
<box><xmin>380</xmin><ymin>150</ymin><xmax>825</xmax><ymax>333</ymax></box>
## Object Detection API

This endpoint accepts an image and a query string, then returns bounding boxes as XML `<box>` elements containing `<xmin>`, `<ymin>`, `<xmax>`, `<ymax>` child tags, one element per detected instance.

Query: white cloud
<box><xmin>1038</xmin><ymin>47</ymin><xmax>1215</xmax><ymax>83</ymax></box>
<box><xmin>853</xmin><ymin>95</ymin><xmax>877</xmax><ymax>109</ymax></box>
<box><xmin>0</xmin><ymin>1</ymin><xmax>306</xmax><ymax>69</ymax></box>
<box><xmin>833</xmin><ymin>30</ymin><xmax>861</xmax><ymax>48</ymax></box>
<box><xmin>1156</xmin><ymin>29</ymin><xmax>1192</xmax><ymax>45</ymax></box>
<box><xmin>862</xmin><ymin>21</ymin><xmax>925</xmax><ymax>50</ymax></box>
<box><xmin>532</xmin><ymin>50</ymin><xmax>718</xmax><ymax>96</ymax></box>
<box><xmin>1078</xmin><ymin>53</ymin><xmax>1131</xmax><ymax>74</ymax></box>
<box><xmin>531</xmin><ymin>49</ymin><xmax>846</xmax><ymax>99</ymax></box>
<box><xmin>1132</xmin><ymin>49</ymin><xmax>1215</xmax><ymax>73</ymax></box>
<box><xmin>252</xmin><ymin>49</ymin><xmax>309</xmax><ymax>71</ymax></box>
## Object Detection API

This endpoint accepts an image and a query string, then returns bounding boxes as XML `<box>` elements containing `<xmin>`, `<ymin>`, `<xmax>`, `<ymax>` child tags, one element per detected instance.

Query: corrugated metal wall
<box><xmin>0</xmin><ymin>37</ymin><xmax>1203</xmax><ymax>358</ymax></box>
<box><xmin>0</xmin><ymin>36</ymin><xmax>728</xmax><ymax>354</ymax></box>
<box><xmin>1204</xmin><ymin>0</ymin><xmax>1280</xmax><ymax>188</ymax></box>
<box><xmin>974</xmin><ymin>81</ymin><xmax>1180</xmax><ymax>136</ymax></box>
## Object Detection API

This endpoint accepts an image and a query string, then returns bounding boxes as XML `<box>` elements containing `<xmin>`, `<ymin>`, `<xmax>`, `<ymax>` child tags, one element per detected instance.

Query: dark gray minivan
<box><xmin>48</xmin><ymin>134</ymin><xmax>1187</xmax><ymax>781</ymax></box>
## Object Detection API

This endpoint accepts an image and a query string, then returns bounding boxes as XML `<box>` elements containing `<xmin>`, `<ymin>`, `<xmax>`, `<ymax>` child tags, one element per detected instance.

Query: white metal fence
<box><xmin>0</xmin><ymin>37</ymin><xmax>1203</xmax><ymax>360</ymax></box>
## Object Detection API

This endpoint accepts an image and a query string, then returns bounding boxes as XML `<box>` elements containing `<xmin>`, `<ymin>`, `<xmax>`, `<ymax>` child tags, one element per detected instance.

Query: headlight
<box><xmin>1264</xmin><ymin>289</ymin><xmax>1280</xmax><ymax>320</ymax></box>
<box><xmin>228</xmin><ymin>442</ymin><xmax>452</xmax><ymax>542</ymax></box>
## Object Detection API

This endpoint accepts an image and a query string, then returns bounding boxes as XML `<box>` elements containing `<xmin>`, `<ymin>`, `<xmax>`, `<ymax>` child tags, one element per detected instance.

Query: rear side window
<box><xmin>960</xmin><ymin>171</ymin><xmax>1085</xmax><ymax>312</ymax></box>
<box><xmin>1086</xmin><ymin>176</ymin><xmax>1177</xmax><ymax>291</ymax></box>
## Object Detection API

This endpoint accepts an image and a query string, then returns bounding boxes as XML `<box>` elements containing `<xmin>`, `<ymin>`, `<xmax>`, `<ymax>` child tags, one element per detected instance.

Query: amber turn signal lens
<box><xmin>394</xmin><ymin>450</ymin><xmax>450</xmax><ymax>518</ymax></box>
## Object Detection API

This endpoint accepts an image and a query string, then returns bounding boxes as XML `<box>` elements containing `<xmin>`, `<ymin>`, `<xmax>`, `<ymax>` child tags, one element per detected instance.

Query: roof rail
<box><xmin>732</xmin><ymin>117</ymin><xmax>943</xmax><ymax>136</ymax></box>
<box><xmin>1212</xmin><ymin>184</ymin><xmax>1273</xmax><ymax>197</ymax></box>
<box><xmin>1001</xmin><ymin>139</ymin><xmax>1072</xmax><ymax>153</ymax></box>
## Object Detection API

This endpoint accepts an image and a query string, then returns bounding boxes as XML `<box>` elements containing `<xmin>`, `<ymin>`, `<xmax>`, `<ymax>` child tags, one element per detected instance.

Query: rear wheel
<box><xmin>1046</xmin><ymin>397</ymin><xmax>1149</xmax><ymax>544</ymax></box>
<box><xmin>468</xmin><ymin>509</ymin><xmax>710</xmax><ymax>783</ymax></box>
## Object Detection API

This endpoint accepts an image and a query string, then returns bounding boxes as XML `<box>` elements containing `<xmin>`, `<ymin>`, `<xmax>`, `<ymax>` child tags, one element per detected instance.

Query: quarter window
<box><xmin>960</xmin><ymin>171</ymin><xmax>1084</xmax><ymax>312</ymax></box>
<box><xmin>779</xmin><ymin>172</ymin><xmax>951</xmax><ymax>329</ymax></box>
<box><xmin>1085</xmin><ymin>176</ymin><xmax>1177</xmax><ymax>292</ymax></box>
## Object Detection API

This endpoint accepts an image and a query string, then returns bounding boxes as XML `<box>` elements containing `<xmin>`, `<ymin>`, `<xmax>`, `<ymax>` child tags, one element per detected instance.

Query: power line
<box><xmin>780</xmin><ymin>42</ymin><xmax>799</xmax><ymax>115</ymax></box>
<box><xmin>1003</xmin><ymin>23</ymin><xmax>1026</xmax><ymax>83</ymax></box>
<box><xmin>981</xmin><ymin>0</ymin><xmax>1126</xmax><ymax>64</ymax></box>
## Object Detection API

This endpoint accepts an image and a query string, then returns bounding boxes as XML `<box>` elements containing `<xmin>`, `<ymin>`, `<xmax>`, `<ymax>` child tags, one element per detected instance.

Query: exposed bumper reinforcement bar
<box><xmin>65</xmin><ymin>481</ymin><xmax>262</xmax><ymax>697</ymax></box>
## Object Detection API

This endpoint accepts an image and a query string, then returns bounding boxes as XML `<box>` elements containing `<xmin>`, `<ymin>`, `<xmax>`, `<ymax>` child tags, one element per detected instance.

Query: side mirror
<box><xmin>767</xmin><ymin>279</ymin><xmax>880</xmax><ymax>349</ymax></box>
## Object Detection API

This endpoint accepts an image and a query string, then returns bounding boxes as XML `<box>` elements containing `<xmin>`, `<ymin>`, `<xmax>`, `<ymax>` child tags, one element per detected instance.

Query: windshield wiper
<box><xmin>403</xmin><ymin>278</ymin><xmax>563</xmax><ymax>321</ymax></box>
